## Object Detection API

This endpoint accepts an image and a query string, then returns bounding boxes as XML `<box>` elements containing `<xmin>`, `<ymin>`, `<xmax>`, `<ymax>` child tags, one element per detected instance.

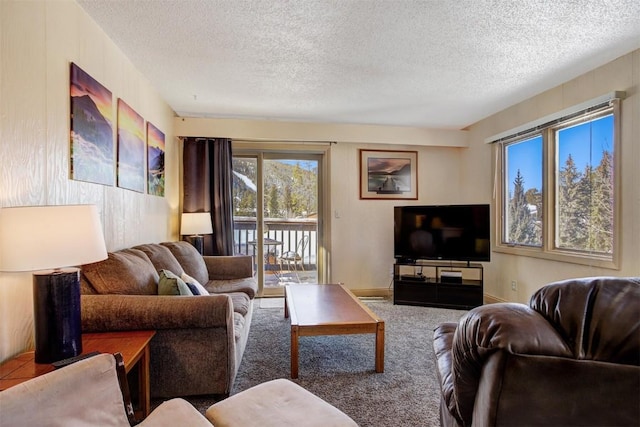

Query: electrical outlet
<box><xmin>389</xmin><ymin>266</ymin><xmax>394</xmax><ymax>278</ymax></box>
<box><xmin>511</xmin><ymin>280</ymin><xmax>518</xmax><ymax>291</ymax></box>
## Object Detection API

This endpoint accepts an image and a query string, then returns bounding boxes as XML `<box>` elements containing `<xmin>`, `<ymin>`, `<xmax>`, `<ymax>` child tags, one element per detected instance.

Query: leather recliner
<box><xmin>433</xmin><ymin>276</ymin><xmax>640</xmax><ymax>427</ymax></box>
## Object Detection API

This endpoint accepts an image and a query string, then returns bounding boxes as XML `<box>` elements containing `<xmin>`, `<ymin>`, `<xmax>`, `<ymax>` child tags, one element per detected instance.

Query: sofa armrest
<box><xmin>139</xmin><ymin>398</ymin><xmax>212</xmax><ymax>427</ymax></box>
<box><xmin>81</xmin><ymin>294</ymin><xmax>233</xmax><ymax>332</ymax></box>
<box><xmin>203</xmin><ymin>255</ymin><xmax>253</xmax><ymax>280</ymax></box>
<box><xmin>451</xmin><ymin>303</ymin><xmax>573</xmax><ymax>426</ymax></box>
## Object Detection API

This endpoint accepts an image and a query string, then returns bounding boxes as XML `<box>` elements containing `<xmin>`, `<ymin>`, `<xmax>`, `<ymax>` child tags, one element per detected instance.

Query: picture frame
<box><xmin>69</xmin><ymin>63</ymin><xmax>114</xmax><ymax>186</ymax></box>
<box><xmin>146</xmin><ymin>122</ymin><xmax>165</xmax><ymax>197</ymax></box>
<box><xmin>359</xmin><ymin>149</ymin><xmax>418</xmax><ymax>200</ymax></box>
<box><xmin>116</xmin><ymin>98</ymin><xmax>146</xmax><ymax>193</ymax></box>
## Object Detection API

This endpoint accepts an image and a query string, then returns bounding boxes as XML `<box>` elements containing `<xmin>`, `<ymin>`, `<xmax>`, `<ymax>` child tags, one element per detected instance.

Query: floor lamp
<box><xmin>0</xmin><ymin>205</ymin><xmax>107</xmax><ymax>363</ymax></box>
<box><xmin>181</xmin><ymin>212</ymin><xmax>213</xmax><ymax>255</ymax></box>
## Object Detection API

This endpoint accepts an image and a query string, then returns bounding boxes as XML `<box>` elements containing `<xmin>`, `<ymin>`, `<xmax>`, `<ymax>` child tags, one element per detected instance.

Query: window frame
<box><xmin>494</xmin><ymin>99</ymin><xmax>621</xmax><ymax>269</ymax></box>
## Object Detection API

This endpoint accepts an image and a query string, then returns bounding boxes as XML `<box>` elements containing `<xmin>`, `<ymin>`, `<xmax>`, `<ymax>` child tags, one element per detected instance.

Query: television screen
<box><xmin>394</xmin><ymin>204</ymin><xmax>490</xmax><ymax>262</ymax></box>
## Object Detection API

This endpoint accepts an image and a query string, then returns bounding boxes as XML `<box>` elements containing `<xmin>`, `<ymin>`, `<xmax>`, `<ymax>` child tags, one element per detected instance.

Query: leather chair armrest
<box><xmin>433</xmin><ymin>322</ymin><xmax>460</xmax><ymax>424</ymax></box>
<box><xmin>451</xmin><ymin>303</ymin><xmax>573</xmax><ymax>426</ymax></box>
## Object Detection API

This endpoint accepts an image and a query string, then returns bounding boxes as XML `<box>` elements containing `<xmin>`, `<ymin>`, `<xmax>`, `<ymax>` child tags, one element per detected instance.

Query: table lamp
<box><xmin>0</xmin><ymin>205</ymin><xmax>108</xmax><ymax>363</ymax></box>
<box><xmin>181</xmin><ymin>212</ymin><xmax>213</xmax><ymax>254</ymax></box>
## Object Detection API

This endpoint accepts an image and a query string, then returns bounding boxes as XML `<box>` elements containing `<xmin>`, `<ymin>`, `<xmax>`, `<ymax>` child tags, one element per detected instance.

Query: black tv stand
<box><xmin>393</xmin><ymin>261</ymin><xmax>483</xmax><ymax>309</ymax></box>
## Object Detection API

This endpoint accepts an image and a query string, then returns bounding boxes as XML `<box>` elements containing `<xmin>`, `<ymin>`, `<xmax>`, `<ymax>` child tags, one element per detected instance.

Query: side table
<box><xmin>0</xmin><ymin>330</ymin><xmax>155</xmax><ymax>420</ymax></box>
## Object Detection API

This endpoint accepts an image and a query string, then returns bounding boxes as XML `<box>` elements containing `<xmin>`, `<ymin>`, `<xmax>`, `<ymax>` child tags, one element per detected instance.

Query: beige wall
<box><xmin>0</xmin><ymin>1</ymin><xmax>178</xmax><ymax>361</ymax></box>
<box><xmin>175</xmin><ymin>118</ymin><xmax>475</xmax><ymax>294</ymax></box>
<box><xmin>463</xmin><ymin>50</ymin><xmax>640</xmax><ymax>303</ymax></box>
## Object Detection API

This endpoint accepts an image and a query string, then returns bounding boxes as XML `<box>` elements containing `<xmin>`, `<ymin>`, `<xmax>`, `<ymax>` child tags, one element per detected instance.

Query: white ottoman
<box><xmin>205</xmin><ymin>379</ymin><xmax>359</xmax><ymax>427</ymax></box>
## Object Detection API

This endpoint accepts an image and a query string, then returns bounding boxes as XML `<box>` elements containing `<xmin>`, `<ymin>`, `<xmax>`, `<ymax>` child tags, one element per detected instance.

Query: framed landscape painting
<box><xmin>116</xmin><ymin>99</ymin><xmax>145</xmax><ymax>193</ymax></box>
<box><xmin>69</xmin><ymin>63</ymin><xmax>114</xmax><ymax>185</ymax></box>
<box><xmin>146</xmin><ymin>122</ymin><xmax>165</xmax><ymax>197</ymax></box>
<box><xmin>359</xmin><ymin>149</ymin><xmax>418</xmax><ymax>200</ymax></box>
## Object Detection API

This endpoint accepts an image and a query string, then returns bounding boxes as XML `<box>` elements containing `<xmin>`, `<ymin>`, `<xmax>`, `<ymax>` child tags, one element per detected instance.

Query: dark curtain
<box><xmin>183</xmin><ymin>137</ymin><xmax>235</xmax><ymax>255</ymax></box>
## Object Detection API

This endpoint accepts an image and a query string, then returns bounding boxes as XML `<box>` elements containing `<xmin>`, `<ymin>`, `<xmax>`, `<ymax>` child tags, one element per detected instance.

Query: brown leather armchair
<box><xmin>433</xmin><ymin>277</ymin><xmax>640</xmax><ymax>427</ymax></box>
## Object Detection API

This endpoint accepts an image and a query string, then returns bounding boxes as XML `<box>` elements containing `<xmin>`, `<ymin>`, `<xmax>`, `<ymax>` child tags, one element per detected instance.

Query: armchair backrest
<box><xmin>530</xmin><ymin>276</ymin><xmax>640</xmax><ymax>365</ymax></box>
<box><xmin>0</xmin><ymin>353</ymin><xmax>132</xmax><ymax>427</ymax></box>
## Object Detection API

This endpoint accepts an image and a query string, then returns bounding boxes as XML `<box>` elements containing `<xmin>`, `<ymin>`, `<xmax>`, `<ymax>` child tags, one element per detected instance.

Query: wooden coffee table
<box><xmin>284</xmin><ymin>284</ymin><xmax>384</xmax><ymax>378</ymax></box>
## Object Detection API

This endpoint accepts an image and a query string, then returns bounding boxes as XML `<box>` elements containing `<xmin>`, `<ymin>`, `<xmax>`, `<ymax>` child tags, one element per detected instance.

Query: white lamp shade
<box><xmin>181</xmin><ymin>212</ymin><xmax>213</xmax><ymax>235</ymax></box>
<box><xmin>0</xmin><ymin>205</ymin><xmax>108</xmax><ymax>272</ymax></box>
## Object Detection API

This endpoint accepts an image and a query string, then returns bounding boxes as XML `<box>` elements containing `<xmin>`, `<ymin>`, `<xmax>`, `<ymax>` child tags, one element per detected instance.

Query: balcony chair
<box><xmin>278</xmin><ymin>234</ymin><xmax>309</xmax><ymax>281</ymax></box>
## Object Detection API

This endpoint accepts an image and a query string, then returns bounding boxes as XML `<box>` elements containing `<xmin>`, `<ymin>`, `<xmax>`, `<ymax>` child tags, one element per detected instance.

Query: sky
<box><xmin>507</xmin><ymin>114</ymin><xmax>613</xmax><ymax>194</ymax></box>
<box><xmin>276</xmin><ymin>159</ymin><xmax>318</xmax><ymax>171</ymax></box>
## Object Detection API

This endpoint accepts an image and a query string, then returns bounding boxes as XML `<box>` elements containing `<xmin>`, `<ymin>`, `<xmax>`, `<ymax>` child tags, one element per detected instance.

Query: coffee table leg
<box><xmin>375</xmin><ymin>321</ymin><xmax>385</xmax><ymax>373</ymax></box>
<box><xmin>291</xmin><ymin>325</ymin><xmax>299</xmax><ymax>378</ymax></box>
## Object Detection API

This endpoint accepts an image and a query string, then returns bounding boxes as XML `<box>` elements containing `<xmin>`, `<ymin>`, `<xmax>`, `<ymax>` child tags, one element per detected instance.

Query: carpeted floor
<box><xmin>183</xmin><ymin>297</ymin><xmax>467</xmax><ymax>427</ymax></box>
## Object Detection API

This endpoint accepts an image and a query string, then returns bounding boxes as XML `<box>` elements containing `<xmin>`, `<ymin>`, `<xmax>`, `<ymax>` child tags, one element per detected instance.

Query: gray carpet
<box><xmin>186</xmin><ymin>298</ymin><xmax>467</xmax><ymax>427</ymax></box>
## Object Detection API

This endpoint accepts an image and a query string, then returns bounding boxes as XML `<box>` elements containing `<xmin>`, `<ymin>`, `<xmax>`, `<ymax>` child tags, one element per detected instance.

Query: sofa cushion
<box><xmin>83</xmin><ymin>249</ymin><xmax>159</xmax><ymax>295</ymax></box>
<box><xmin>161</xmin><ymin>241</ymin><xmax>209</xmax><ymax>286</ymax></box>
<box><xmin>134</xmin><ymin>244</ymin><xmax>185</xmax><ymax>276</ymax></box>
<box><xmin>158</xmin><ymin>270</ymin><xmax>194</xmax><ymax>296</ymax></box>
<box><xmin>225</xmin><ymin>292</ymin><xmax>251</xmax><ymax>317</ymax></box>
<box><xmin>233</xmin><ymin>312</ymin><xmax>245</xmax><ymax>343</ymax></box>
<box><xmin>207</xmin><ymin>278</ymin><xmax>258</xmax><ymax>299</ymax></box>
<box><xmin>205</xmin><ymin>379</ymin><xmax>360</xmax><ymax>427</ymax></box>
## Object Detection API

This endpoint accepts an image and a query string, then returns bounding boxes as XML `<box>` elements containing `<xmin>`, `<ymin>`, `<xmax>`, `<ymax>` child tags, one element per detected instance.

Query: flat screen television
<box><xmin>394</xmin><ymin>204</ymin><xmax>490</xmax><ymax>263</ymax></box>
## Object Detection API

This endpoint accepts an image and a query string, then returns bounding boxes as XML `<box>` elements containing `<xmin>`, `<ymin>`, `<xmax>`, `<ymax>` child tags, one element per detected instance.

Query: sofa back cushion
<box><xmin>134</xmin><ymin>243</ymin><xmax>185</xmax><ymax>276</ymax></box>
<box><xmin>161</xmin><ymin>241</ymin><xmax>209</xmax><ymax>286</ymax></box>
<box><xmin>82</xmin><ymin>249</ymin><xmax>159</xmax><ymax>295</ymax></box>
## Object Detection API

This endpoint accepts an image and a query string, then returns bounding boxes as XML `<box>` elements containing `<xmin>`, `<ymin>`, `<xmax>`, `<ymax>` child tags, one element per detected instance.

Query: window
<box><xmin>496</xmin><ymin>97</ymin><xmax>620</xmax><ymax>267</ymax></box>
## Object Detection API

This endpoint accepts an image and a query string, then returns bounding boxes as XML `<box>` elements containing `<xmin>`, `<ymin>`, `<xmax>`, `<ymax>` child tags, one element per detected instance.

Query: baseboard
<box><xmin>484</xmin><ymin>294</ymin><xmax>506</xmax><ymax>304</ymax></box>
<box><xmin>349</xmin><ymin>289</ymin><xmax>504</xmax><ymax>303</ymax></box>
<box><xmin>350</xmin><ymin>288</ymin><xmax>392</xmax><ymax>298</ymax></box>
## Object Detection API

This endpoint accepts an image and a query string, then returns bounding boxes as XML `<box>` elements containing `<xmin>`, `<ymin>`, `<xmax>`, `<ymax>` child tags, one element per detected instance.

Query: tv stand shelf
<box><xmin>393</xmin><ymin>261</ymin><xmax>483</xmax><ymax>309</ymax></box>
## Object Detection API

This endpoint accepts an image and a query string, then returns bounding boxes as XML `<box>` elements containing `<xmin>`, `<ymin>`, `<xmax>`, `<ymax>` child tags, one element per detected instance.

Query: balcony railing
<box><xmin>233</xmin><ymin>217</ymin><xmax>317</xmax><ymax>271</ymax></box>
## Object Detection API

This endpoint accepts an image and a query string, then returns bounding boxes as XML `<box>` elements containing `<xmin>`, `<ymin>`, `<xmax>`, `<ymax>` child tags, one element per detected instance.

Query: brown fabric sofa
<box><xmin>433</xmin><ymin>276</ymin><xmax>640</xmax><ymax>427</ymax></box>
<box><xmin>80</xmin><ymin>241</ymin><xmax>258</xmax><ymax>398</ymax></box>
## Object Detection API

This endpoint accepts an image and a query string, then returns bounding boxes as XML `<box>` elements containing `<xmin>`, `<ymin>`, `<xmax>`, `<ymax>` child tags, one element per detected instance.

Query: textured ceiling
<box><xmin>77</xmin><ymin>0</ymin><xmax>640</xmax><ymax>129</ymax></box>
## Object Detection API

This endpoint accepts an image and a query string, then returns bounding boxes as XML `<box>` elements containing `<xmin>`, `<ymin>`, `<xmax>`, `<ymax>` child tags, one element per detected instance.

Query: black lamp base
<box><xmin>187</xmin><ymin>235</ymin><xmax>204</xmax><ymax>255</ymax></box>
<box><xmin>33</xmin><ymin>269</ymin><xmax>82</xmax><ymax>364</ymax></box>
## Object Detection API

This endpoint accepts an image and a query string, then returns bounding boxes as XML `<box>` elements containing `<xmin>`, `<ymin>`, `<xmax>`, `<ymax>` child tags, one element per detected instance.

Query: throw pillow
<box><xmin>181</xmin><ymin>272</ymin><xmax>209</xmax><ymax>295</ymax></box>
<box><xmin>158</xmin><ymin>270</ymin><xmax>193</xmax><ymax>296</ymax></box>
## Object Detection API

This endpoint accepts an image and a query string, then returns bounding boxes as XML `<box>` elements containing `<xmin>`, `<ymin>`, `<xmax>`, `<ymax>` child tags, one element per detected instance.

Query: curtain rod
<box><xmin>180</xmin><ymin>137</ymin><xmax>336</xmax><ymax>145</ymax></box>
<box><xmin>484</xmin><ymin>91</ymin><xmax>625</xmax><ymax>144</ymax></box>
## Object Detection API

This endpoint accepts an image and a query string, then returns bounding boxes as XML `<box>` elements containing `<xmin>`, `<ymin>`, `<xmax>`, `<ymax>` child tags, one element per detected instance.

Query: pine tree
<box><xmin>508</xmin><ymin>170</ymin><xmax>538</xmax><ymax>245</ymax></box>
<box><xmin>267</xmin><ymin>184</ymin><xmax>279</xmax><ymax>218</ymax></box>
<box><xmin>557</xmin><ymin>154</ymin><xmax>587</xmax><ymax>249</ymax></box>
<box><xmin>589</xmin><ymin>150</ymin><xmax>614</xmax><ymax>253</ymax></box>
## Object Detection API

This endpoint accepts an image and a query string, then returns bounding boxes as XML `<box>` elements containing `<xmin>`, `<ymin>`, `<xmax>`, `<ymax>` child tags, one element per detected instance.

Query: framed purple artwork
<box><xmin>70</xmin><ymin>63</ymin><xmax>114</xmax><ymax>186</ymax></box>
<box><xmin>116</xmin><ymin>99</ymin><xmax>145</xmax><ymax>193</ymax></box>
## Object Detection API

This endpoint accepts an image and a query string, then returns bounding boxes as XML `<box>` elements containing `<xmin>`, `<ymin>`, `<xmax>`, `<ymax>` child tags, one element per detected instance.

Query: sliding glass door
<box><xmin>232</xmin><ymin>150</ymin><xmax>324</xmax><ymax>296</ymax></box>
